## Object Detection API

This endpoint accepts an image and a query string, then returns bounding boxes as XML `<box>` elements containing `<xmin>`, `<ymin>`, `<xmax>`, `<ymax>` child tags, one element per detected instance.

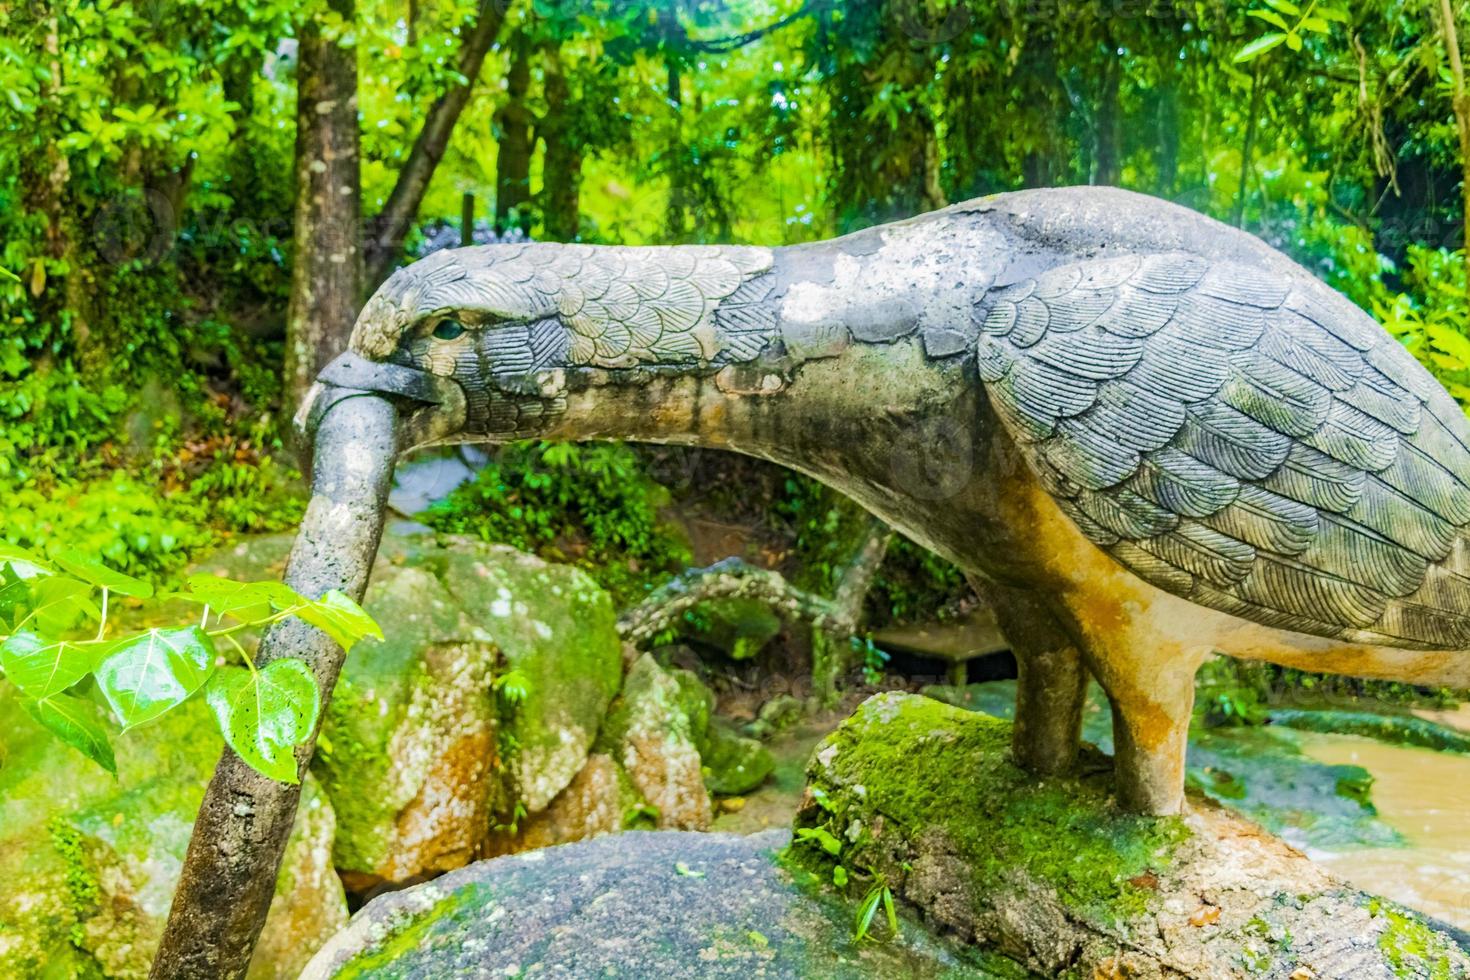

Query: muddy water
<box><xmin>1295</xmin><ymin>731</ymin><xmax>1470</xmax><ymax>930</ymax></box>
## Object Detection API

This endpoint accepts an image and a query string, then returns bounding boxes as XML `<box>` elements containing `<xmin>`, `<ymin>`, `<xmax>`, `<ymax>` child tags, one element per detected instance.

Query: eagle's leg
<box><xmin>976</xmin><ymin>580</ymin><xmax>1088</xmax><ymax>776</ymax></box>
<box><xmin>1076</xmin><ymin>630</ymin><xmax>1208</xmax><ymax>816</ymax></box>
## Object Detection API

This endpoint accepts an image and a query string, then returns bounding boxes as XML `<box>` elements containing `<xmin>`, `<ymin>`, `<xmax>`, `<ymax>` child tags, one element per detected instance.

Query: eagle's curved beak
<box><xmin>294</xmin><ymin>350</ymin><xmax>468</xmax><ymax>465</ymax></box>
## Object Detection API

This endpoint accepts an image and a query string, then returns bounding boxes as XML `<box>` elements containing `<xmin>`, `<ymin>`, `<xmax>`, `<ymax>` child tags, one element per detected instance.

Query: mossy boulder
<box><xmin>296</xmin><ymin>531</ymin><xmax>622</xmax><ymax>882</ymax></box>
<box><xmin>596</xmin><ymin>654</ymin><xmax>712</xmax><ymax>830</ymax></box>
<box><xmin>298</xmin><ymin>830</ymin><xmax>1020</xmax><ymax>979</ymax></box>
<box><xmin>679</xmin><ymin>597</ymin><xmax>783</xmax><ymax>660</ymax></box>
<box><xmin>703</xmin><ymin>718</ymin><xmax>776</xmax><ymax>796</ymax></box>
<box><xmin>0</xmin><ymin>682</ymin><xmax>345</xmax><ymax>979</ymax></box>
<box><xmin>793</xmin><ymin>693</ymin><xmax>1470</xmax><ymax>979</ymax></box>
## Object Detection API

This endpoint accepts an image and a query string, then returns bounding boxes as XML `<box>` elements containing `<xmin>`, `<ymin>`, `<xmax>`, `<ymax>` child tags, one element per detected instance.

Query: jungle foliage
<box><xmin>6</xmin><ymin>0</ymin><xmax>1470</xmax><ymax>629</ymax></box>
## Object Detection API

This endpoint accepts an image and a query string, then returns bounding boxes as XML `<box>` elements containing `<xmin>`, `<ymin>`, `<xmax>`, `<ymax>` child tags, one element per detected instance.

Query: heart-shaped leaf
<box><xmin>22</xmin><ymin>695</ymin><xmax>117</xmax><ymax>774</ymax></box>
<box><xmin>94</xmin><ymin>627</ymin><xmax>216</xmax><ymax>729</ymax></box>
<box><xmin>27</xmin><ymin>576</ymin><xmax>99</xmax><ymax>635</ymax></box>
<box><xmin>53</xmin><ymin>550</ymin><xmax>153</xmax><ymax>599</ymax></box>
<box><xmin>0</xmin><ymin>632</ymin><xmax>94</xmax><ymax>699</ymax></box>
<box><xmin>205</xmin><ymin>659</ymin><xmax>320</xmax><ymax>783</ymax></box>
<box><xmin>295</xmin><ymin>590</ymin><xmax>382</xmax><ymax>653</ymax></box>
<box><xmin>176</xmin><ymin>575</ymin><xmax>303</xmax><ymax>623</ymax></box>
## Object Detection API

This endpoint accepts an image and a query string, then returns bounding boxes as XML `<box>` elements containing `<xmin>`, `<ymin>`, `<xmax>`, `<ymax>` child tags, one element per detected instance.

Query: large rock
<box><xmin>286</xmin><ymin>530</ymin><xmax>624</xmax><ymax>883</ymax></box>
<box><xmin>0</xmin><ymin>683</ymin><xmax>345</xmax><ymax>979</ymax></box>
<box><xmin>596</xmin><ymin>654</ymin><xmax>713</xmax><ymax>830</ymax></box>
<box><xmin>299</xmin><ymin>830</ymin><xmax>1017</xmax><ymax>979</ymax></box>
<box><xmin>794</xmin><ymin>692</ymin><xmax>1470</xmax><ymax>979</ymax></box>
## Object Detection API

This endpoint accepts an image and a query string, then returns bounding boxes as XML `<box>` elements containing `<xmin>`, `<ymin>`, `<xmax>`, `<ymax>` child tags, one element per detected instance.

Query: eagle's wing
<box><xmin>977</xmin><ymin>252</ymin><xmax>1470</xmax><ymax>650</ymax></box>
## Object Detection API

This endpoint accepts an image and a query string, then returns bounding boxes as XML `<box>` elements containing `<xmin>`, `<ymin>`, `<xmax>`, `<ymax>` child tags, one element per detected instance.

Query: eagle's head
<box><xmin>299</xmin><ymin>242</ymin><xmax>774</xmax><ymax>454</ymax></box>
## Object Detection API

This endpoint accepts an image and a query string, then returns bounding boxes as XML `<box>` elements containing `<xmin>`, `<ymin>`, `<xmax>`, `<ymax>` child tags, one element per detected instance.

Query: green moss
<box><xmin>46</xmin><ymin>819</ymin><xmax>99</xmax><ymax>947</ymax></box>
<box><xmin>331</xmin><ymin>883</ymin><xmax>495</xmax><ymax>979</ymax></box>
<box><xmin>1368</xmin><ymin>899</ymin><xmax>1461</xmax><ymax>980</ymax></box>
<box><xmin>795</xmin><ymin>694</ymin><xmax>1188</xmax><ymax>925</ymax></box>
<box><xmin>1267</xmin><ymin>709</ymin><xmax>1470</xmax><ymax>755</ymax></box>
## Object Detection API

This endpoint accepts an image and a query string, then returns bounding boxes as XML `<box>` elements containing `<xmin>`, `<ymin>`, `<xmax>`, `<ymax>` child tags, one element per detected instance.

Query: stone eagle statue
<box><xmin>302</xmin><ymin>187</ymin><xmax>1470</xmax><ymax>815</ymax></box>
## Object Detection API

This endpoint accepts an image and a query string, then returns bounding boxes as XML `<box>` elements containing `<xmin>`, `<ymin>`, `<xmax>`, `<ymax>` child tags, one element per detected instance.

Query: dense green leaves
<box><xmin>93</xmin><ymin>627</ymin><xmax>217</xmax><ymax>730</ymax></box>
<box><xmin>205</xmin><ymin>660</ymin><xmax>320</xmax><ymax>784</ymax></box>
<box><xmin>0</xmin><ymin>547</ymin><xmax>378</xmax><ymax>781</ymax></box>
<box><xmin>295</xmin><ymin>590</ymin><xmax>384</xmax><ymax>653</ymax></box>
<box><xmin>21</xmin><ymin>695</ymin><xmax>117</xmax><ymax>775</ymax></box>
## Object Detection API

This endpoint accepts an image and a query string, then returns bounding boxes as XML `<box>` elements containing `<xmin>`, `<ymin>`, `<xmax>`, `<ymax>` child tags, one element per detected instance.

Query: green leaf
<box><xmin>1234</xmin><ymin>33</ymin><xmax>1286</xmax><ymax>62</ymax></box>
<box><xmin>1315</xmin><ymin>6</ymin><xmax>1350</xmax><ymax>22</ymax></box>
<box><xmin>1246</xmin><ymin>9</ymin><xmax>1290</xmax><ymax>30</ymax></box>
<box><xmin>295</xmin><ymin>590</ymin><xmax>382</xmax><ymax>653</ymax></box>
<box><xmin>178</xmin><ymin>575</ymin><xmax>301</xmax><ymax>623</ymax></box>
<box><xmin>27</xmin><ymin>577</ymin><xmax>99</xmax><ymax>635</ymax></box>
<box><xmin>1427</xmin><ymin>323</ymin><xmax>1470</xmax><ymax>365</ymax></box>
<box><xmin>53</xmin><ymin>550</ymin><xmax>153</xmax><ymax>598</ymax></box>
<box><xmin>0</xmin><ymin>632</ymin><xmax>94</xmax><ymax>699</ymax></box>
<box><xmin>0</xmin><ymin>568</ymin><xmax>31</xmax><ymax>631</ymax></box>
<box><xmin>855</xmin><ymin>887</ymin><xmax>882</xmax><ymax>941</ymax></box>
<box><xmin>881</xmin><ymin>886</ymin><xmax>899</xmax><ymax>936</ymax></box>
<box><xmin>1262</xmin><ymin>0</ymin><xmax>1299</xmax><ymax>13</ymax></box>
<box><xmin>1299</xmin><ymin>16</ymin><xmax>1329</xmax><ymax>32</ymax></box>
<box><xmin>0</xmin><ymin>542</ymin><xmax>49</xmax><ymax>575</ymax></box>
<box><xmin>1285</xmin><ymin>31</ymin><xmax>1303</xmax><ymax>51</ymax></box>
<box><xmin>674</xmin><ymin>860</ymin><xmax>706</xmax><ymax>878</ymax></box>
<box><xmin>832</xmin><ymin>864</ymin><xmax>849</xmax><ymax>887</ymax></box>
<box><xmin>94</xmin><ymin>627</ymin><xmax>216</xmax><ymax>729</ymax></box>
<box><xmin>795</xmin><ymin>826</ymin><xmax>843</xmax><ymax>856</ymax></box>
<box><xmin>205</xmin><ymin>659</ymin><xmax>319</xmax><ymax>784</ymax></box>
<box><xmin>22</xmin><ymin>695</ymin><xmax>117</xmax><ymax>774</ymax></box>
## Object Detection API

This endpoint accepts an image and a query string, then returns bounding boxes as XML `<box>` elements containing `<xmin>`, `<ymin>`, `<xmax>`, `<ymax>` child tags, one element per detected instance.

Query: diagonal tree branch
<box><xmin>364</xmin><ymin>0</ymin><xmax>511</xmax><ymax>287</ymax></box>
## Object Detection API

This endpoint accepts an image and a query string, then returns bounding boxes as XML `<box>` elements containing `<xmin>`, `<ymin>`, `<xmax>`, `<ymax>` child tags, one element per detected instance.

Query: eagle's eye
<box><xmin>432</xmin><ymin>318</ymin><xmax>467</xmax><ymax>341</ymax></box>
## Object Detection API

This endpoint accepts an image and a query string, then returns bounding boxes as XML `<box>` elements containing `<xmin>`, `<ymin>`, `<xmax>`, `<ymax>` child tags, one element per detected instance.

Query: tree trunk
<box><xmin>1436</xmin><ymin>0</ymin><xmax>1470</xmax><ymax>294</ymax></box>
<box><xmin>284</xmin><ymin>0</ymin><xmax>362</xmax><ymax>408</ymax></box>
<box><xmin>493</xmin><ymin>32</ymin><xmax>535</xmax><ymax>233</ymax></box>
<box><xmin>1231</xmin><ymin>62</ymin><xmax>1263</xmax><ymax>228</ymax></box>
<box><xmin>364</xmin><ymin>0</ymin><xmax>509</xmax><ymax>286</ymax></box>
<box><xmin>660</xmin><ymin>1</ymin><xmax>688</xmax><ymax>240</ymax></box>
<box><xmin>150</xmin><ymin>395</ymin><xmax>399</xmax><ymax>980</ymax></box>
<box><xmin>539</xmin><ymin>47</ymin><xmax>583</xmax><ymax>241</ymax></box>
<box><xmin>1091</xmin><ymin>52</ymin><xmax>1121</xmax><ymax>187</ymax></box>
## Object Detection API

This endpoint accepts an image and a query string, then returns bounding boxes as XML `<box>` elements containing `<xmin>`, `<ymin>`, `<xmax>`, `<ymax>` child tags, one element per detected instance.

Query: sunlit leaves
<box><xmin>1236</xmin><ymin>2</ymin><xmax>1349</xmax><ymax>62</ymax></box>
<box><xmin>0</xmin><ymin>632</ymin><xmax>93</xmax><ymax>699</ymax></box>
<box><xmin>93</xmin><ymin>627</ymin><xmax>216</xmax><ymax>730</ymax></box>
<box><xmin>205</xmin><ymin>660</ymin><xmax>320</xmax><ymax>784</ymax></box>
<box><xmin>174</xmin><ymin>575</ymin><xmax>303</xmax><ymax>623</ymax></box>
<box><xmin>295</xmin><ymin>590</ymin><xmax>383</xmax><ymax>653</ymax></box>
<box><xmin>53</xmin><ymin>550</ymin><xmax>154</xmax><ymax>598</ymax></box>
<box><xmin>22</xmin><ymin>695</ymin><xmax>117</xmax><ymax>775</ymax></box>
<box><xmin>27</xmin><ymin>577</ymin><xmax>100</xmax><ymax>635</ymax></box>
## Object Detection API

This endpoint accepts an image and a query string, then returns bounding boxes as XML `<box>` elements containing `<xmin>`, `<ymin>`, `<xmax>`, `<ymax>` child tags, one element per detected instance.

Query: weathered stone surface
<box><xmin>596</xmin><ymin>653</ymin><xmax>712</xmax><ymax>830</ymax></box>
<box><xmin>0</xmin><ymin>682</ymin><xmax>345</xmax><ymax>979</ymax></box>
<box><xmin>703</xmin><ymin>717</ymin><xmax>776</xmax><ymax>796</ymax></box>
<box><xmin>489</xmin><ymin>752</ymin><xmax>637</xmax><ymax>855</ymax></box>
<box><xmin>794</xmin><ymin>693</ymin><xmax>1470</xmax><ymax>980</ymax></box>
<box><xmin>203</xmin><ymin>528</ymin><xmax>623</xmax><ymax>883</ymax></box>
<box><xmin>299</xmin><ymin>830</ymin><xmax>1017</xmax><ymax>979</ymax></box>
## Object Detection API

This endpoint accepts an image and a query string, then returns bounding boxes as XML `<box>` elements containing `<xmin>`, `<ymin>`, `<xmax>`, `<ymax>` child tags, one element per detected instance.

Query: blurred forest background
<box><xmin>6</xmin><ymin>0</ymin><xmax>1470</xmax><ymax>647</ymax></box>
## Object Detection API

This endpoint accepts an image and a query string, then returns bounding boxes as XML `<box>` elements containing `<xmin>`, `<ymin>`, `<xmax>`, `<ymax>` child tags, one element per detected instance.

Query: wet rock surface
<box><xmin>300</xmin><ymin>830</ymin><xmax>1018</xmax><ymax>979</ymax></box>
